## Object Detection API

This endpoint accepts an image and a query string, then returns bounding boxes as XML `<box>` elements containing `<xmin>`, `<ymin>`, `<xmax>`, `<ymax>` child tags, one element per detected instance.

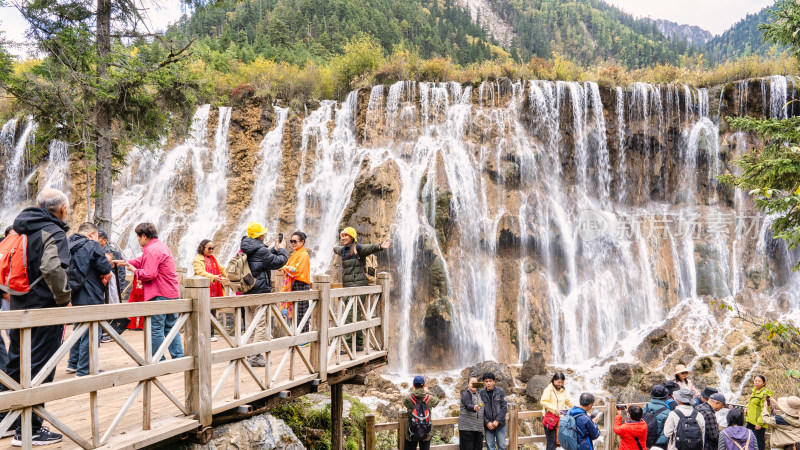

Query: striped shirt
<box><xmin>458</xmin><ymin>389</ymin><xmax>485</xmax><ymax>432</ymax></box>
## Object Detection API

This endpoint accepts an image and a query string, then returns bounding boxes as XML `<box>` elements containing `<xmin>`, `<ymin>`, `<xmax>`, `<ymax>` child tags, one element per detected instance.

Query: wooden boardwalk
<box><xmin>0</xmin><ymin>274</ymin><xmax>390</xmax><ymax>449</ymax></box>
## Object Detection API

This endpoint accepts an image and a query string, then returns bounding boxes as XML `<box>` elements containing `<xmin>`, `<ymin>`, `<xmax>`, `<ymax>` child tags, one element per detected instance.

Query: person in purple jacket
<box><xmin>116</xmin><ymin>223</ymin><xmax>183</xmax><ymax>360</ymax></box>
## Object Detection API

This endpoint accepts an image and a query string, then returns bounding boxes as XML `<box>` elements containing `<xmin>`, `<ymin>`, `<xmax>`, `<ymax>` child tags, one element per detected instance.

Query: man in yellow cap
<box><xmin>240</xmin><ymin>222</ymin><xmax>288</xmax><ymax>367</ymax></box>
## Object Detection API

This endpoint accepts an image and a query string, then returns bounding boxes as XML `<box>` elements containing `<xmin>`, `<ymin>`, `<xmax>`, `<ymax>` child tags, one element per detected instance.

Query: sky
<box><xmin>602</xmin><ymin>0</ymin><xmax>776</xmax><ymax>35</ymax></box>
<box><xmin>0</xmin><ymin>0</ymin><xmax>779</xmax><ymax>57</ymax></box>
<box><xmin>0</xmin><ymin>0</ymin><xmax>183</xmax><ymax>57</ymax></box>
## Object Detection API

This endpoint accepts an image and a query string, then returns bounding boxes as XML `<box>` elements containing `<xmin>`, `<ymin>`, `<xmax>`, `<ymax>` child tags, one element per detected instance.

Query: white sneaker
<box><xmin>210</xmin><ymin>336</ymin><xmax>218</xmax><ymax>342</ymax></box>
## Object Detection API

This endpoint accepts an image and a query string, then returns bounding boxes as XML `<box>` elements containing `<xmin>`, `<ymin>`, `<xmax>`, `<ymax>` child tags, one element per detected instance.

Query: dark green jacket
<box><xmin>334</xmin><ymin>243</ymin><xmax>382</xmax><ymax>287</ymax></box>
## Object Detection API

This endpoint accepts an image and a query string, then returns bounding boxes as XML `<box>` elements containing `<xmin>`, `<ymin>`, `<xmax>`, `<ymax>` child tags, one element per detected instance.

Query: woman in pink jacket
<box><xmin>117</xmin><ymin>223</ymin><xmax>183</xmax><ymax>360</ymax></box>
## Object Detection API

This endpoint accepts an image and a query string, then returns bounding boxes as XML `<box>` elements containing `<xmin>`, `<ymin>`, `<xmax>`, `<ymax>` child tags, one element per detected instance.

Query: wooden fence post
<box><xmin>312</xmin><ymin>274</ymin><xmax>330</xmax><ymax>382</ymax></box>
<box><xmin>377</xmin><ymin>273</ymin><xmax>390</xmax><ymax>349</ymax></box>
<box><xmin>177</xmin><ymin>268</ymin><xmax>187</xmax><ymax>297</ymax></box>
<box><xmin>365</xmin><ymin>413</ymin><xmax>376</xmax><ymax>450</ymax></box>
<box><xmin>332</xmin><ymin>382</ymin><xmax>344</xmax><ymax>450</ymax></box>
<box><xmin>184</xmin><ymin>276</ymin><xmax>213</xmax><ymax>427</ymax></box>
<box><xmin>397</xmin><ymin>410</ymin><xmax>408</xmax><ymax>450</ymax></box>
<box><xmin>508</xmin><ymin>402</ymin><xmax>519</xmax><ymax>450</ymax></box>
<box><xmin>604</xmin><ymin>396</ymin><xmax>616</xmax><ymax>450</ymax></box>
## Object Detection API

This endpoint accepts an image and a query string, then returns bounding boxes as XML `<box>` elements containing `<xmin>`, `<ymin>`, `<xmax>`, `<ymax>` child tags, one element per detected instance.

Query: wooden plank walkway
<box><xmin>0</xmin><ymin>328</ymin><xmax>314</xmax><ymax>450</ymax></box>
<box><xmin>0</xmin><ymin>273</ymin><xmax>391</xmax><ymax>449</ymax></box>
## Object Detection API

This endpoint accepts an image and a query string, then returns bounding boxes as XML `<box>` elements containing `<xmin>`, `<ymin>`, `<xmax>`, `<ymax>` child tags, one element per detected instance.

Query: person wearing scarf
<box><xmin>280</xmin><ymin>231</ymin><xmax>312</xmax><ymax>334</ymax></box>
<box><xmin>193</xmin><ymin>239</ymin><xmax>228</xmax><ymax>342</ymax></box>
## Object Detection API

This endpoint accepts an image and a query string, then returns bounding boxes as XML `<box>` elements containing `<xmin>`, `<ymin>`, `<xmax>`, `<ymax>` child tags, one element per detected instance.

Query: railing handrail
<box><xmin>0</xmin><ymin>272</ymin><xmax>392</xmax><ymax>450</ymax></box>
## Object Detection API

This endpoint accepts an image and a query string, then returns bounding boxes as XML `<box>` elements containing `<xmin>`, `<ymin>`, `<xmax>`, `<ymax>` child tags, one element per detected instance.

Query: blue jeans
<box><xmin>150</xmin><ymin>296</ymin><xmax>184</xmax><ymax>360</ymax></box>
<box><xmin>67</xmin><ymin>324</ymin><xmax>92</xmax><ymax>376</ymax></box>
<box><xmin>485</xmin><ymin>425</ymin><xmax>506</xmax><ymax>450</ymax></box>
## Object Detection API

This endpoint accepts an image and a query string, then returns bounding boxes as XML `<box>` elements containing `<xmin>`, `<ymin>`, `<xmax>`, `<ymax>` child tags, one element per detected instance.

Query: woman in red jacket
<box><xmin>614</xmin><ymin>405</ymin><xmax>648</xmax><ymax>450</ymax></box>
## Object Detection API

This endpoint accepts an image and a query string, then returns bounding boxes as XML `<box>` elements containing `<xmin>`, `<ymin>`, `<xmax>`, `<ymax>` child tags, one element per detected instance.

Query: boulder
<box><xmin>180</xmin><ymin>412</ymin><xmax>304</xmax><ymax>450</ymax></box>
<box><xmin>637</xmin><ymin>371</ymin><xmax>667</xmax><ymax>395</ymax></box>
<box><xmin>465</xmin><ymin>361</ymin><xmax>514</xmax><ymax>392</ymax></box>
<box><xmin>525</xmin><ymin>374</ymin><xmax>552</xmax><ymax>402</ymax></box>
<box><xmin>518</xmin><ymin>353</ymin><xmax>547</xmax><ymax>383</ymax></box>
<box><xmin>604</xmin><ymin>363</ymin><xmax>644</xmax><ymax>388</ymax></box>
<box><xmin>430</xmin><ymin>384</ymin><xmax>446</xmax><ymax>400</ymax></box>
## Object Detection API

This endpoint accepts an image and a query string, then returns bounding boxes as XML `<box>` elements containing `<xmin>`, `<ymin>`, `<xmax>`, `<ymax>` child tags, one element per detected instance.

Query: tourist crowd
<box><xmin>400</xmin><ymin>367</ymin><xmax>800</xmax><ymax>450</ymax></box>
<box><xmin>0</xmin><ymin>187</ymin><xmax>390</xmax><ymax>446</ymax></box>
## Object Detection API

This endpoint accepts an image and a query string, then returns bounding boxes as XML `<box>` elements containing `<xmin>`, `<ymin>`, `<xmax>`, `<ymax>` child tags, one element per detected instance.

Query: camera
<box><xmin>278</xmin><ymin>233</ymin><xmax>283</xmax><ymax>243</ymax></box>
<box><xmin>616</xmin><ymin>404</ymin><xmax>627</xmax><ymax>411</ymax></box>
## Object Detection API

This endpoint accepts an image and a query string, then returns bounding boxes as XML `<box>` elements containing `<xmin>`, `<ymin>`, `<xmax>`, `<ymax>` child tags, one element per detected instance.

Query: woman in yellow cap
<box><xmin>333</xmin><ymin>227</ymin><xmax>391</xmax><ymax>351</ymax></box>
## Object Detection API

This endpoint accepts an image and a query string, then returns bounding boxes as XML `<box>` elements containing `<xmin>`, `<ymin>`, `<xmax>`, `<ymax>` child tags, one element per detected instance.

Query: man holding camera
<box><xmin>614</xmin><ymin>404</ymin><xmax>647</xmax><ymax>450</ymax></box>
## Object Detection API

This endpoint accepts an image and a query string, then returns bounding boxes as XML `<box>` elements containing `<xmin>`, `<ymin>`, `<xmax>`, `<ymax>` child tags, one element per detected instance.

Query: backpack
<box><xmin>0</xmin><ymin>232</ymin><xmax>42</xmax><ymax>295</ymax></box>
<box><xmin>408</xmin><ymin>394</ymin><xmax>432</xmax><ymax>441</ymax></box>
<box><xmin>674</xmin><ymin>409</ymin><xmax>703</xmax><ymax>450</ymax></box>
<box><xmin>364</xmin><ymin>254</ymin><xmax>377</xmax><ymax>284</ymax></box>
<box><xmin>643</xmin><ymin>405</ymin><xmax>668</xmax><ymax>448</ymax></box>
<box><xmin>353</xmin><ymin>245</ymin><xmax>378</xmax><ymax>285</ymax></box>
<box><xmin>226</xmin><ymin>252</ymin><xmax>255</xmax><ymax>293</ymax></box>
<box><xmin>721</xmin><ymin>429</ymin><xmax>751</xmax><ymax>450</ymax></box>
<box><xmin>558</xmin><ymin>413</ymin><xmax>582</xmax><ymax>450</ymax></box>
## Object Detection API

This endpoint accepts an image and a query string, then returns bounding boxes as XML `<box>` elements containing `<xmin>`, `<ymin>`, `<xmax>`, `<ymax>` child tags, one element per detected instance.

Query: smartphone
<box><xmin>278</xmin><ymin>233</ymin><xmax>283</xmax><ymax>243</ymax></box>
<box><xmin>472</xmin><ymin>382</ymin><xmax>485</xmax><ymax>389</ymax></box>
<box><xmin>616</xmin><ymin>404</ymin><xmax>627</xmax><ymax>411</ymax></box>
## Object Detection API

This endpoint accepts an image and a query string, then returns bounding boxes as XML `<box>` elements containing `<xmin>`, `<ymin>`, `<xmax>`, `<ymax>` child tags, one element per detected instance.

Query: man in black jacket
<box><xmin>240</xmin><ymin>222</ymin><xmax>288</xmax><ymax>367</ymax></box>
<box><xmin>1</xmin><ymin>188</ymin><xmax>71</xmax><ymax>446</ymax></box>
<box><xmin>479</xmin><ymin>372</ymin><xmax>508</xmax><ymax>450</ymax></box>
<box><xmin>65</xmin><ymin>222</ymin><xmax>112</xmax><ymax>377</ymax></box>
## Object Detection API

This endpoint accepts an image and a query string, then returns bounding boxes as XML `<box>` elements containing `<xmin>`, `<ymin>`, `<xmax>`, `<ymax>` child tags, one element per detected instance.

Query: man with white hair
<box><xmin>1</xmin><ymin>188</ymin><xmax>71</xmax><ymax>446</ymax></box>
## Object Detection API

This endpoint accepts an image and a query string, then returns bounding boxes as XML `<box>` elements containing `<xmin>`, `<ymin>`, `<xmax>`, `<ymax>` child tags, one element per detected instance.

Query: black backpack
<box><xmin>674</xmin><ymin>409</ymin><xmax>703</xmax><ymax>450</ymax></box>
<box><xmin>408</xmin><ymin>394</ymin><xmax>432</xmax><ymax>441</ymax></box>
<box><xmin>643</xmin><ymin>405</ymin><xmax>668</xmax><ymax>448</ymax></box>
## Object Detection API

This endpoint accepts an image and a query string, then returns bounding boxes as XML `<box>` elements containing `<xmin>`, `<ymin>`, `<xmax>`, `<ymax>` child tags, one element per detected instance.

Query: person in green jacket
<box><xmin>332</xmin><ymin>227</ymin><xmax>391</xmax><ymax>351</ymax></box>
<box><xmin>745</xmin><ymin>375</ymin><xmax>772</xmax><ymax>450</ymax></box>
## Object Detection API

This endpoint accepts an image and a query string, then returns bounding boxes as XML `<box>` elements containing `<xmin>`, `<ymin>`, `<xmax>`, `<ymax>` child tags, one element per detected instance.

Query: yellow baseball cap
<box><xmin>341</xmin><ymin>227</ymin><xmax>357</xmax><ymax>242</ymax></box>
<box><xmin>247</xmin><ymin>222</ymin><xmax>268</xmax><ymax>239</ymax></box>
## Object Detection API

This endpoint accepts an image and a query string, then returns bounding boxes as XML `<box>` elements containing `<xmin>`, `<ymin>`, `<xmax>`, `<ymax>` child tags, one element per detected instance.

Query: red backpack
<box><xmin>0</xmin><ymin>231</ymin><xmax>42</xmax><ymax>295</ymax></box>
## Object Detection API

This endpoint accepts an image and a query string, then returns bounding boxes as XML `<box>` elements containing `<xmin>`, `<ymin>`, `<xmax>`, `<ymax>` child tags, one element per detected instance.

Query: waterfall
<box><xmin>222</xmin><ymin>106</ymin><xmax>290</xmax><ymax>260</ymax></box>
<box><xmin>113</xmin><ymin>104</ymin><xmax>212</xmax><ymax>253</ymax></box>
<box><xmin>738</xmin><ymin>80</ymin><xmax>749</xmax><ymax>116</ymax></box>
<box><xmin>41</xmin><ymin>140</ymin><xmax>70</xmax><ymax>194</ymax></box>
<box><xmin>770</xmin><ymin>75</ymin><xmax>789</xmax><ymax>119</ymax></box>
<box><xmin>175</xmin><ymin>106</ymin><xmax>232</xmax><ymax>267</ymax></box>
<box><xmin>587</xmin><ymin>82</ymin><xmax>610</xmax><ymax>206</ymax></box>
<box><xmin>295</xmin><ymin>92</ymin><xmax>361</xmax><ymax>275</ymax></box>
<box><xmin>2</xmin><ymin>117</ymin><xmax>37</xmax><ymax>220</ymax></box>
<box><xmin>80</xmin><ymin>76</ymin><xmax>800</xmax><ymax>395</ymax></box>
<box><xmin>615</xmin><ymin>87</ymin><xmax>626</xmax><ymax>203</ymax></box>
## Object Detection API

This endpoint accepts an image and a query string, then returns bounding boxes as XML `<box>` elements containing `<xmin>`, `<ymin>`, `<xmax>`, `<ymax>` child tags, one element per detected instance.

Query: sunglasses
<box><xmin>290</xmin><ymin>239</ymin><xmax>300</xmax><ymax>244</ymax></box>
<box><xmin>206</xmin><ymin>246</ymin><xmax>214</xmax><ymax>250</ymax></box>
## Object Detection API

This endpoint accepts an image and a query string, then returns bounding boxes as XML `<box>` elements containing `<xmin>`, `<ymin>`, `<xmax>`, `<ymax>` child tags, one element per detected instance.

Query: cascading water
<box><xmin>175</xmin><ymin>107</ymin><xmax>232</xmax><ymax>266</ymax></box>
<box><xmin>90</xmin><ymin>77</ymin><xmax>800</xmax><ymax>400</ymax></box>
<box><xmin>2</xmin><ymin>117</ymin><xmax>37</xmax><ymax>220</ymax></box>
<box><xmin>41</xmin><ymin>140</ymin><xmax>70</xmax><ymax>194</ymax></box>
<box><xmin>113</xmin><ymin>104</ymin><xmax>212</xmax><ymax>256</ymax></box>
<box><xmin>770</xmin><ymin>75</ymin><xmax>789</xmax><ymax>119</ymax></box>
<box><xmin>222</xmin><ymin>106</ymin><xmax>290</xmax><ymax>260</ymax></box>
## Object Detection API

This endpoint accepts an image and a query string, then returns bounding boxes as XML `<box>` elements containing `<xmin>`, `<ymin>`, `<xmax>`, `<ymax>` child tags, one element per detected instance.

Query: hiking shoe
<box><xmin>247</xmin><ymin>355</ymin><xmax>266</xmax><ymax>367</ymax></box>
<box><xmin>11</xmin><ymin>427</ymin><xmax>62</xmax><ymax>446</ymax></box>
<box><xmin>65</xmin><ymin>367</ymin><xmax>76</xmax><ymax>374</ymax></box>
<box><xmin>100</xmin><ymin>335</ymin><xmax>112</xmax><ymax>343</ymax></box>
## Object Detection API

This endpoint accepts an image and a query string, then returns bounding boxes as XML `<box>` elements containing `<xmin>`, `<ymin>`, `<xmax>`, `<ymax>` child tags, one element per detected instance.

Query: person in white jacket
<box><xmin>664</xmin><ymin>388</ymin><xmax>706</xmax><ymax>450</ymax></box>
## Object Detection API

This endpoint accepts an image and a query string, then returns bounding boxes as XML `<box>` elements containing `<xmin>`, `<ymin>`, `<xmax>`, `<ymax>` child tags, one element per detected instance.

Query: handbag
<box><xmin>542</xmin><ymin>411</ymin><xmax>560</xmax><ymax>430</ymax></box>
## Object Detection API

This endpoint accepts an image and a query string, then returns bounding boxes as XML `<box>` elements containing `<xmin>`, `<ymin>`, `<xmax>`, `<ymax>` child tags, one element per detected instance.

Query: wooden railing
<box><xmin>0</xmin><ymin>272</ymin><xmax>390</xmax><ymax>449</ymax></box>
<box><xmin>366</xmin><ymin>397</ymin><xmax>620</xmax><ymax>450</ymax></box>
